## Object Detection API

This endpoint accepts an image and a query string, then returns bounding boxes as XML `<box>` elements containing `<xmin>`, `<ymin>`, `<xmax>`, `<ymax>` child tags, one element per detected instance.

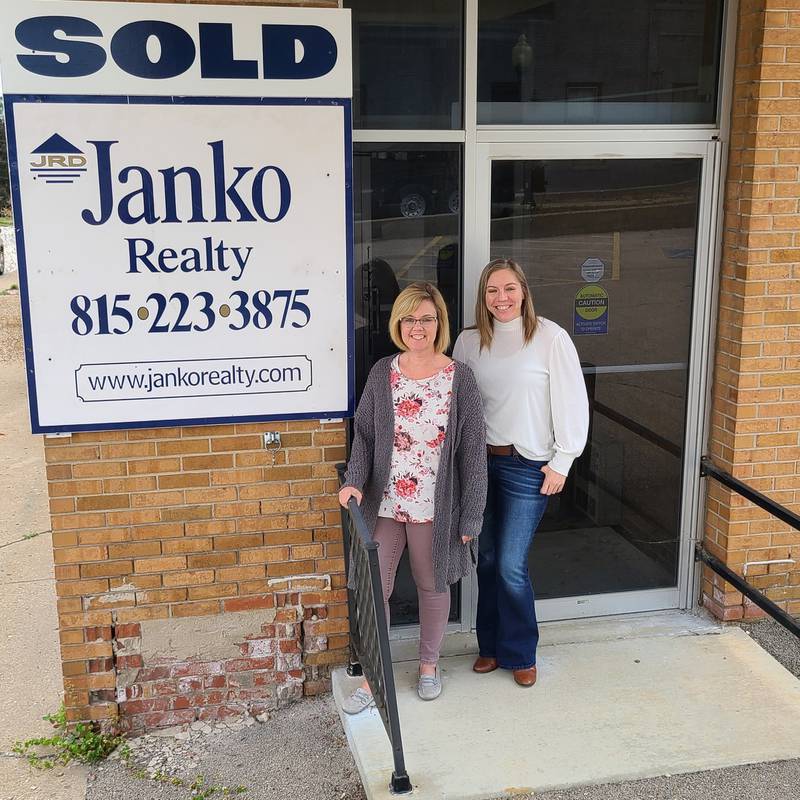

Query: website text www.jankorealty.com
<box><xmin>75</xmin><ymin>356</ymin><xmax>312</xmax><ymax>402</ymax></box>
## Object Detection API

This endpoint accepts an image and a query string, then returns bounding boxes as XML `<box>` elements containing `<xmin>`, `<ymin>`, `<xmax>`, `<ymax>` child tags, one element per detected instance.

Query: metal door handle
<box><xmin>370</xmin><ymin>287</ymin><xmax>380</xmax><ymax>336</ymax></box>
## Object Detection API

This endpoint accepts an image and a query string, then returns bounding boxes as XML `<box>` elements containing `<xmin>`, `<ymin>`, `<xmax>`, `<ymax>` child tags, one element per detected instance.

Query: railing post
<box><xmin>336</xmin><ymin>464</ymin><xmax>412</xmax><ymax>793</ymax></box>
<box><xmin>337</xmin><ymin>463</ymin><xmax>363</xmax><ymax>677</ymax></box>
<box><xmin>364</xmin><ymin>536</ymin><xmax>412</xmax><ymax>794</ymax></box>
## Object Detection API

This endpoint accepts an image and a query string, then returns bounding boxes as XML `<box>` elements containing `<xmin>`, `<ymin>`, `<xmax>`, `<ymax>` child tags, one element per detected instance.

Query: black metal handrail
<box><xmin>336</xmin><ymin>464</ymin><xmax>412</xmax><ymax>795</ymax></box>
<box><xmin>698</xmin><ymin>456</ymin><xmax>799</xmax><ymax>639</ymax></box>
<box><xmin>701</xmin><ymin>457</ymin><xmax>800</xmax><ymax>531</ymax></box>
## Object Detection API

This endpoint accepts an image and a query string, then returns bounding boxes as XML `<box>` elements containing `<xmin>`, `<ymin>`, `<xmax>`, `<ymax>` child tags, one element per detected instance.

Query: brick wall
<box><xmin>704</xmin><ymin>0</ymin><xmax>800</xmax><ymax>620</ymax></box>
<box><xmin>114</xmin><ymin>581</ymin><xmax>338</xmax><ymax>733</ymax></box>
<box><xmin>48</xmin><ymin>420</ymin><xmax>348</xmax><ymax>726</ymax></box>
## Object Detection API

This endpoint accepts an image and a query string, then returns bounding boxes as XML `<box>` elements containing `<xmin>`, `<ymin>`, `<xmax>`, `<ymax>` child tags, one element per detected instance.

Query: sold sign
<box><xmin>1</xmin><ymin>2</ymin><xmax>354</xmax><ymax>433</ymax></box>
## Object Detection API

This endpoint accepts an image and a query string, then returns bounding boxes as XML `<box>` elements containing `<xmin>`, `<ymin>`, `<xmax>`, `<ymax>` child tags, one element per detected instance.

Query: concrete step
<box><xmin>334</xmin><ymin>614</ymin><xmax>800</xmax><ymax>800</ymax></box>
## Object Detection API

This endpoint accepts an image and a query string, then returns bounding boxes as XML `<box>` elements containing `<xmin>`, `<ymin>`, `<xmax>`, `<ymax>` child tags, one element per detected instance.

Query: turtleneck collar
<box><xmin>492</xmin><ymin>315</ymin><xmax>524</xmax><ymax>334</ymax></box>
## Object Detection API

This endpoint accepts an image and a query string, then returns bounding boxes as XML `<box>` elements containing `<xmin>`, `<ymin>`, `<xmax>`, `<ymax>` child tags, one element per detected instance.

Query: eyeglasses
<box><xmin>400</xmin><ymin>315</ymin><xmax>438</xmax><ymax>328</ymax></box>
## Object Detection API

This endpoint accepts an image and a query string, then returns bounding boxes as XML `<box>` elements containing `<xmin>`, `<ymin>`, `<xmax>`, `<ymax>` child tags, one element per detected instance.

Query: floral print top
<box><xmin>378</xmin><ymin>355</ymin><xmax>455</xmax><ymax>523</ymax></box>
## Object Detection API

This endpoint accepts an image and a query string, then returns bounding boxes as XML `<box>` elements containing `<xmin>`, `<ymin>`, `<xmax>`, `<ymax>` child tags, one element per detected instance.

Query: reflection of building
<box><xmin>477</xmin><ymin>0</ymin><xmax>722</xmax><ymax>123</ymax></box>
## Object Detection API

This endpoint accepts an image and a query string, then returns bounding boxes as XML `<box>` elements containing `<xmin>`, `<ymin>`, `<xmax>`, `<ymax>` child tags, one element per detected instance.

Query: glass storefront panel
<box><xmin>346</xmin><ymin>1</ymin><xmax>463</xmax><ymax>129</ymax></box>
<box><xmin>490</xmin><ymin>157</ymin><xmax>701</xmax><ymax>597</ymax></box>
<box><xmin>345</xmin><ymin>0</ymin><xmax>725</xmax><ymax>627</ymax></box>
<box><xmin>354</xmin><ymin>144</ymin><xmax>462</xmax><ymax>624</ymax></box>
<box><xmin>478</xmin><ymin>0</ymin><xmax>724</xmax><ymax>125</ymax></box>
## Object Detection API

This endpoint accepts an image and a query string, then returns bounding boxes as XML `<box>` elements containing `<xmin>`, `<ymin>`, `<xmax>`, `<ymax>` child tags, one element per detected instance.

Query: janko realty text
<box><xmin>81</xmin><ymin>139</ymin><xmax>292</xmax><ymax>283</ymax></box>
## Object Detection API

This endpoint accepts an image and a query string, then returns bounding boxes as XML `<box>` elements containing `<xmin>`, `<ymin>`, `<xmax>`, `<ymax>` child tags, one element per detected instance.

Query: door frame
<box><xmin>374</xmin><ymin>0</ymin><xmax>738</xmax><ymax>639</ymax></box>
<box><xmin>459</xmin><ymin>138</ymin><xmax>722</xmax><ymax>624</ymax></box>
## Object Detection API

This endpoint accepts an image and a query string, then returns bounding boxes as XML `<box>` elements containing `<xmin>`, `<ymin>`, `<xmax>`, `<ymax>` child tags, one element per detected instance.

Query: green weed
<box><xmin>12</xmin><ymin>706</ymin><xmax>125</xmax><ymax>769</ymax></box>
<box><xmin>128</xmin><ymin>765</ymin><xmax>248</xmax><ymax>798</ymax></box>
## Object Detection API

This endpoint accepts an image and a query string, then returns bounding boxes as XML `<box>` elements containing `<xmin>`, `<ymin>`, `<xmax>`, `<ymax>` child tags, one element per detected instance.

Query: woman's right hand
<box><xmin>338</xmin><ymin>486</ymin><xmax>363</xmax><ymax>508</ymax></box>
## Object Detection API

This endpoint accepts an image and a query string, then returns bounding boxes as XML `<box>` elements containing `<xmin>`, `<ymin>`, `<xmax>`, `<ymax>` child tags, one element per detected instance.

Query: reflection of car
<box><xmin>394</xmin><ymin>185</ymin><xmax>459</xmax><ymax>218</ymax></box>
<box><xmin>356</xmin><ymin>149</ymin><xmax>460</xmax><ymax>220</ymax></box>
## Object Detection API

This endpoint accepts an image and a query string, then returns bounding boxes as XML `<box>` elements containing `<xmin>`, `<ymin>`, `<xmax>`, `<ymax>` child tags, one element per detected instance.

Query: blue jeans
<box><xmin>476</xmin><ymin>453</ymin><xmax>548</xmax><ymax>670</ymax></box>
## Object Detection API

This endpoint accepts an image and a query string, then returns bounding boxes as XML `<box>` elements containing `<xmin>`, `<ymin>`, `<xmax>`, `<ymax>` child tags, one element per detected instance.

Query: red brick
<box><xmin>223</xmin><ymin>657</ymin><xmax>276</xmax><ymax>672</ymax></box>
<box><xmin>223</xmin><ymin>595</ymin><xmax>275</xmax><ymax>612</ymax></box>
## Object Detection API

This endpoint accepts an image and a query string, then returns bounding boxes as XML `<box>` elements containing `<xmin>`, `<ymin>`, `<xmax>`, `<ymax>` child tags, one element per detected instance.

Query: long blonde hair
<box><xmin>474</xmin><ymin>258</ymin><xmax>537</xmax><ymax>350</ymax></box>
<box><xmin>388</xmin><ymin>282</ymin><xmax>451</xmax><ymax>353</ymax></box>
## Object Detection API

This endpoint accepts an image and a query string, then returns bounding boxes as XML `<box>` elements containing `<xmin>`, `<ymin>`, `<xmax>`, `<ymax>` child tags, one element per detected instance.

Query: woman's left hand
<box><xmin>539</xmin><ymin>465</ymin><xmax>567</xmax><ymax>495</ymax></box>
<box><xmin>461</xmin><ymin>535</ymin><xmax>473</xmax><ymax>544</ymax></box>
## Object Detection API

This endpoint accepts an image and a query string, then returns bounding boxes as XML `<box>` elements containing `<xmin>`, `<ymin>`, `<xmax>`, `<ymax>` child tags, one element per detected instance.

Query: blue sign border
<box><xmin>4</xmin><ymin>94</ymin><xmax>355</xmax><ymax>434</ymax></box>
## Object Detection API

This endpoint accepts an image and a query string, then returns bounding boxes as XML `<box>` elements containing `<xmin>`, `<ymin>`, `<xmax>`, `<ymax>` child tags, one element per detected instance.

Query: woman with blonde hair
<box><xmin>339</xmin><ymin>281</ymin><xmax>486</xmax><ymax>711</ymax></box>
<box><xmin>453</xmin><ymin>259</ymin><xmax>588</xmax><ymax>687</ymax></box>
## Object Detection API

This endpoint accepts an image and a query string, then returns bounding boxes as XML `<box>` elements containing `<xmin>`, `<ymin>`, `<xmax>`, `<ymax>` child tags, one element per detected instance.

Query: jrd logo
<box><xmin>32</xmin><ymin>155</ymin><xmax>86</xmax><ymax>169</ymax></box>
<box><xmin>29</xmin><ymin>134</ymin><xmax>87</xmax><ymax>185</ymax></box>
<box><xmin>15</xmin><ymin>16</ymin><xmax>337</xmax><ymax>81</ymax></box>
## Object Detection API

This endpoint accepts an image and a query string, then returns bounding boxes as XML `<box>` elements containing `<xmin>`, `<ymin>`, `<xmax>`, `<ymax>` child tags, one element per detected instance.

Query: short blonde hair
<box><xmin>475</xmin><ymin>258</ymin><xmax>537</xmax><ymax>350</ymax></box>
<box><xmin>388</xmin><ymin>282</ymin><xmax>451</xmax><ymax>353</ymax></box>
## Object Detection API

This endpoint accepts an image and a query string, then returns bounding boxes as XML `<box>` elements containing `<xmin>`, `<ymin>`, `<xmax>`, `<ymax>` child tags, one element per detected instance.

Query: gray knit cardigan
<box><xmin>342</xmin><ymin>356</ymin><xmax>487</xmax><ymax>593</ymax></box>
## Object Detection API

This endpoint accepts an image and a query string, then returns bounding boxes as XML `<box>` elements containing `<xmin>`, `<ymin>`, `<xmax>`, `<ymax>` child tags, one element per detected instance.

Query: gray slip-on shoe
<box><xmin>417</xmin><ymin>667</ymin><xmax>442</xmax><ymax>701</ymax></box>
<box><xmin>342</xmin><ymin>687</ymin><xmax>375</xmax><ymax>715</ymax></box>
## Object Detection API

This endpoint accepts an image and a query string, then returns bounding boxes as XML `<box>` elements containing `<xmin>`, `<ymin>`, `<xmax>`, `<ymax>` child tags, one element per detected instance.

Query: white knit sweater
<box><xmin>453</xmin><ymin>316</ymin><xmax>589</xmax><ymax>476</ymax></box>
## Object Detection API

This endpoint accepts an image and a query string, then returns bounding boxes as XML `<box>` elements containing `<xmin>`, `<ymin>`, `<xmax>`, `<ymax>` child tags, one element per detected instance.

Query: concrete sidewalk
<box><xmin>334</xmin><ymin>613</ymin><xmax>800</xmax><ymax>800</ymax></box>
<box><xmin>0</xmin><ymin>291</ymin><xmax>88</xmax><ymax>800</ymax></box>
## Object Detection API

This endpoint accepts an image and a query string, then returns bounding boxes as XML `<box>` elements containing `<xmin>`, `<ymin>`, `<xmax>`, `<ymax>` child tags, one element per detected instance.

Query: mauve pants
<box><xmin>373</xmin><ymin>517</ymin><xmax>450</xmax><ymax>665</ymax></box>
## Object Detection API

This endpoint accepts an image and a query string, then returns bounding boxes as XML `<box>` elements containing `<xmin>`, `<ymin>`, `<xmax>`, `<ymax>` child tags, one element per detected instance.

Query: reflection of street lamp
<box><xmin>511</xmin><ymin>33</ymin><xmax>534</xmax><ymax>105</ymax></box>
<box><xmin>511</xmin><ymin>34</ymin><xmax>533</xmax><ymax>73</ymax></box>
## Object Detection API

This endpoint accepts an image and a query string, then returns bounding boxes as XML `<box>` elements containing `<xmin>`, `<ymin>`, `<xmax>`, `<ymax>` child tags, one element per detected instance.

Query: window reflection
<box><xmin>478</xmin><ymin>0</ymin><xmax>724</xmax><ymax>124</ymax></box>
<box><xmin>354</xmin><ymin>146</ymin><xmax>461</xmax><ymax>398</ymax></box>
<box><xmin>347</xmin><ymin>0</ymin><xmax>463</xmax><ymax>129</ymax></box>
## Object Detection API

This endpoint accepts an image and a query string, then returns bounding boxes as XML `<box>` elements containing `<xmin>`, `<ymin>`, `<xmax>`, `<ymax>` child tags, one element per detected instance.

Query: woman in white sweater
<box><xmin>453</xmin><ymin>258</ymin><xmax>588</xmax><ymax>686</ymax></box>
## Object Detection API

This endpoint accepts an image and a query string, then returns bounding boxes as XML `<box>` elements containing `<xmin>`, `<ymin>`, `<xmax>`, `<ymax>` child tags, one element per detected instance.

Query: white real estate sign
<box><xmin>0</xmin><ymin>1</ymin><xmax>353</xmax><ymax>433</ymax></box>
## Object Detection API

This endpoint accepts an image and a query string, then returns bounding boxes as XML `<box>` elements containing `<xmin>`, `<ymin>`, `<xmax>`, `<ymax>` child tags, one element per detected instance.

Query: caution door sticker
<box><xmin>574</xmin><ymin>285</ymin><xmax>609</xmax><ymax>336</ymax></box>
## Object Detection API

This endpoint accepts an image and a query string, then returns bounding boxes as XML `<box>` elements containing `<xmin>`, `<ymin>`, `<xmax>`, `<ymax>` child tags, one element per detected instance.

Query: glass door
<box><xmin>470</xmin><ymin>140</ymin><xmax>717</xmax><ymax>621</ymax></box>
<box><xmin>353</xmin><ymin>144</ymin><xmax>463</xmax><ymax>629</ymax></box>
